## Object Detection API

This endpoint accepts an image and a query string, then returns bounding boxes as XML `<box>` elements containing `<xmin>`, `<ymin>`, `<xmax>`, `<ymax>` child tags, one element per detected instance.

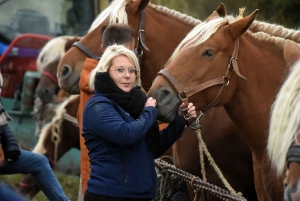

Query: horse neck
<box><xmin>141</xmin><ymin>6</ymin><xmax>198</xmax><ymax>90</ymax></box>
<box><xmin>225</xmin><ymin>36</ymin><xmax>288</xmax><ymax>159</ymax></box>
<box><xmin>79</xmin><ymin>29</ymin><xmax>102</xmax><ymax>57</ymax></box>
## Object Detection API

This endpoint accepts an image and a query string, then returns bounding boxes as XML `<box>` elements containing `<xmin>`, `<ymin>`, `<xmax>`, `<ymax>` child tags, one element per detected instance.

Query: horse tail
<box><xmin>268</xmin><ymin>59</ymin><xmax>300</xmax><ymax>176</ymax></box>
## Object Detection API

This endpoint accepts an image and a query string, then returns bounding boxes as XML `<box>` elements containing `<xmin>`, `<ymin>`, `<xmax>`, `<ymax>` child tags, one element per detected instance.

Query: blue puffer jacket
<box><xmin>82</xmin><ymin>91</ymin><xmax>186</xmax><ymax>199</ymax></box>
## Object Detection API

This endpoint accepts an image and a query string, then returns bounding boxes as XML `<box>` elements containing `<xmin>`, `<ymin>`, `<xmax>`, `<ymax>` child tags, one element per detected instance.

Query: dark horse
<box><xmin>56</xmin><ymin>1</ymin><xmax>256</xmax><ymax>200</ymax></box>
<box><xmin>148</xmin><ymin>9</ymin><xmax>298</xmax><ymax>200</ymax></box>
<box><xmin>17</xmin><ymin>95</ymin><xmax>80</xmax><ymax>199</ymax></box>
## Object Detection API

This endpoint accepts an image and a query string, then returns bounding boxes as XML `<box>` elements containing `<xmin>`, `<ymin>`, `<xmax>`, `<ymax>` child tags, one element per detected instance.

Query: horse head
<box><xmin>268</xmin><ymin>40</ymin><xmax>300</xmax><ymax>201</ymax></box>
<box><xmin>148</xmin><ymin>10</ymin><xmax>258</xmax><ymax>122</ymax></box>
<box><xmin>35</xmin><ymin>36</ymin><xmax>81</xmax><ymax>102</ymax></box>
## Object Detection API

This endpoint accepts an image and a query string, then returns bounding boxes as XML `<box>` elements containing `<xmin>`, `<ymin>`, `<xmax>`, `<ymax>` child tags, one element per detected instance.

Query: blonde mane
<box><xmin>250</xmin><ymin>21</ymin><xmax>300</xmax><ymax>43</ymax></box>
<box><xmin>32</xmin><ymin>95</ymin><xmax>79</xmax><ymax>154</ymax></box>
<box><xmin>148</xmin><ymin>4</ymin><xmax>200</xmax><ymax>26</ymax></box>
<box><xmin>169</xmin><ymin>15</ymin><xmax>287</xmax><ymax>63</ymax></box>
<box><xmin>268</xmin><ymin>59</ymin><xmax>300</xmax><ymax>176</ymax></box>
<box><xmin>169</xmin><ymin>16</ymin><xmax>228</xmax><ymax>63</ymax></box>
<box><xmin>36</xmin><ymin>36</ymin><xmax>71</xmax><ymax>72</ymax></box>
<box><xmin>89</xmin><ymin>0</ymin><xmax>200</xmax><ymax>32</ymax></box>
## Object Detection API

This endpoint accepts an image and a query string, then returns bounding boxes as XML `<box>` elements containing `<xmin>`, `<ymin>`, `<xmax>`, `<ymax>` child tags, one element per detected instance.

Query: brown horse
<box><xmin>148</xmin><ymin>9</ymin><xmax>298</xmax><ymax>200</ymax></box>
<box><xmin>35</xmin><ymin>35</ymin><xmax>81</xmax><ymax>102</ymax></box>
<box><xmin>57</xmin><ymin>1</ymin><xmax>256</xmax><ymax>200</ymax></box>
<box><xmin>33</xmin><ymin>35</ymin><xmax>80</xmax><ymax>136</ymax></box>
<box><xmin>268</xmin><ymin>41</ymin><xmax>300</xmax><ymax>201</ymax></box>
<box><xmin>17</xmin><ymin>95</ymin><xmax>80</xmax><ymax>199</ymax></box>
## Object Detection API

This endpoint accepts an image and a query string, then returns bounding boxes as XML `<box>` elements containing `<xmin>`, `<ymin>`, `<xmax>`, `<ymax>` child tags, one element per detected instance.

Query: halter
<box><xmin>72</xmin><ymin>11</ymin><xmax>149</xmax><ymax>65</ymax></box>
<box><xmin>286</xmin><ymin>144</ymin><xmax>300</xmax><ymax>168</ymax></box>
<box><xmin>158</xmin><ymin>39</ymin><xmax>247</xmax><ymax>122</ymax></box>
<box><xmin>41</xmin><ymin>71</ymin><xmax>58</xmax><ymax>83</ymax></box>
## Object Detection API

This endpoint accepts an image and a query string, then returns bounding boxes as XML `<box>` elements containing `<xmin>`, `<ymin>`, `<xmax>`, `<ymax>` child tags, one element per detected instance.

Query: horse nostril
<box><xmin>284</xmin><ymin>182</ymin><xmax>288</xmax><ymax>189</ymax></box>
<box><xmin>61</xmin><ymin>65</ymin><xmax>72</xmax><ymax>78</ymax></box>
<box><xmin>159</xmin><ymin>88</ymin><xmax>173</xmax><ymax>105</ymax></box>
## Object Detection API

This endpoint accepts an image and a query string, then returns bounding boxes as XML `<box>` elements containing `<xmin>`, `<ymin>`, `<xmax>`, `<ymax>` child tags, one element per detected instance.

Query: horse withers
<box><xmin>148</xmin><ymin>9</ymin><xmax>296</xmax><ymax>200</ymax></box>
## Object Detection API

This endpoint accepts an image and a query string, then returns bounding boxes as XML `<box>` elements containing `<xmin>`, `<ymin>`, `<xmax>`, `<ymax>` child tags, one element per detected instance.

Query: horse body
<box><xmin>148</xmin><ymin>10</ymin><xmax>292</xmax><ymax>200</ymax></box>
<box><xmin>57</xmin><ymin>1</ymin><xmax>256</xmax><ymax>200</ymax></box>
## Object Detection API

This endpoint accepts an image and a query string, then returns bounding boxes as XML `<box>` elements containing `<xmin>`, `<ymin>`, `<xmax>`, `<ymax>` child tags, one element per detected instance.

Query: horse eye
<box><xmin>202</xmin><ymin>49</ymin><xmax>214</xmax><ymax>57</ymax></box>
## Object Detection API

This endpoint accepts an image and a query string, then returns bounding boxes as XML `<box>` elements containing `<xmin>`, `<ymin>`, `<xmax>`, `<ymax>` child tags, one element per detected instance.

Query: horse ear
<box><xmin>227</xmin><ymin>9</ymin><xmax>259</xmax><ymax>39</ymax></box>
<box><xmin>127</xmin><ymin>0</ymin><xmax>150</xmax><ymax>14</ymax></box>
<box><xmin>215</xmin><ymin>3</ymin><xmax>226</xmax><ymax>17</ymax></box>
<box><xmin>206</xmin><ymin>11</ymin><xmax>221</xmax><ymax>22</ymax></box>
<box><xmin>283</xmin><ymin>40</ymin><xmax>300</xmax><ymax>66</ymax></box>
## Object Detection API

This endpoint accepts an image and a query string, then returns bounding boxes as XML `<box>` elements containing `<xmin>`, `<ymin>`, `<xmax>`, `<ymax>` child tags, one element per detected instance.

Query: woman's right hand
<box><xmin>145</xmin><ymin>97</ymin><xmax>157</xmax><ymax>107</ymax></box>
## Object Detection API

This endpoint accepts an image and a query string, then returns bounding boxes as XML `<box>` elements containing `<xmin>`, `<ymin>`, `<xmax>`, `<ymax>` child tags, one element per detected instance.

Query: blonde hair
<box><xmin>89</xmin><ymin>44</ymin><xmax>141</xmax><ymax>91</ymax></box>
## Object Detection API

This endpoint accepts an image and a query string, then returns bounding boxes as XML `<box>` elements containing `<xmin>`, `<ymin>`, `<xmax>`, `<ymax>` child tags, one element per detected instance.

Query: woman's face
<box><xmin>109</xmin><ymin>55</ymin><xmax>137</xmax><ymax>92</ymax></box>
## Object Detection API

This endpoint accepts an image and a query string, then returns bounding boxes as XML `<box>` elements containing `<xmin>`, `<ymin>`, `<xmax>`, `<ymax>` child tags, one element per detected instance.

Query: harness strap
<box><xmin>72</xmin><ymin>42</ymin><xmax>100</xmax><ymax>60</ymax></box>
<box><xmin>138</xmin><ymin>11</ymin><xmax>149</xmax><ymax>51</ymax></box>
<box><xmin>135</xmin><ymin>11</ymin><xmax>149</xmax><ymax>66</ymax></box>
<box><xmin>42</xmin><ymin>71</ymin><xmax>58</xmax><ymax>83</ymax></box>
<box><xmin>286</xmin><ymin>145</ymin><xmax>300</xmax><ymax>168</ymax></box>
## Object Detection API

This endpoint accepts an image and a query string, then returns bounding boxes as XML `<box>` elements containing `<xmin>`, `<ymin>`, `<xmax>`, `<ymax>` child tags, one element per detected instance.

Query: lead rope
<box><xmin>51</xmin><ymin>114</ymin><xmax>63</xmax><ymax>164</ymax></box>
<box><xmin>195</xmin><ymin>128</ymin><xmax>243</xmax><ymax>198</ymax></box>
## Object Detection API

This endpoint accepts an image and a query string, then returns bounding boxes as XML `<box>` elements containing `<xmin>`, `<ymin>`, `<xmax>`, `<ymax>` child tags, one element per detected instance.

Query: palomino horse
<box><xmin>17</xmin><ymin>95</ymin><xmax>80</xmax><ymax>199</ymax></box>
<box><xmin>57</xmin><ymin>1</ymin><xmax>256</xmax><ymax>200</ymax></box>
<box><xmin>33</xmin><ymin>35</ymin><xmax>80</xmax><ymax>136</ymax></box>
<box><xmin>268</xmin><ymin>41</ymin><xmax>300</xmax><ymax>201</ymax></box>
<box><xmin>148</xmin><ymin>9</ymin><xmax>298</xmax><ymax>200</ymax></box>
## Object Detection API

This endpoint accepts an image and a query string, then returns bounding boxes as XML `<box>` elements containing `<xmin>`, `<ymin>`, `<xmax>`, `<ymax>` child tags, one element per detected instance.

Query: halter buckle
<box><xmin>178</xmin><ymin>92</ymin><xmax>186</xmax><ymax>100</ymax></box>
<box><xmin>222</xmin><ymin>76</ymin><xmax>230</xmax><ymax>86</ymax></box>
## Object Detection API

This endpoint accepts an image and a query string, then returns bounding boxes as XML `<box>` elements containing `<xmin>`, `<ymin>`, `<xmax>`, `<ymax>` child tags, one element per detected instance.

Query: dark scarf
<box><xmin>94</xmin><ymin>72</ymin><xmax>161</xmax><ymax>158</ymax></box>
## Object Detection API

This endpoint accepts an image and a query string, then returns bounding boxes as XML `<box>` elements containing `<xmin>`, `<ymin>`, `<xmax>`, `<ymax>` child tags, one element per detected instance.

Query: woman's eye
<box><xmin>202</xmin><ymin>49</ymin><xmax>214</xmax><ymax>57</ymax></box>
<box><xmin>128</xmin><ymin>68</ymin><xmax>136</xmax><ymax>73</ymax></box>
<box><xmin>116</xmin><ymin>68</ymin><xmax>124</xmax><ymax>72</ymax></box>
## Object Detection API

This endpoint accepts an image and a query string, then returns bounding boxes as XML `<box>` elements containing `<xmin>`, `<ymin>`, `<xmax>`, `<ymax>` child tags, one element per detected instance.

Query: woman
<box><xmin>82</xmin><ymin>45</ymin><xmax>196</xmax><ymax>201</ymax></box>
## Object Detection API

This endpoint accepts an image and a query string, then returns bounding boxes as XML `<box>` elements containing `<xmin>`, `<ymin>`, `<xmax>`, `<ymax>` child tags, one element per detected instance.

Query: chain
<box><xmin>155</xmin><ymin>159</ymin><xmax>246</xmax><ymax>201</ymax></box>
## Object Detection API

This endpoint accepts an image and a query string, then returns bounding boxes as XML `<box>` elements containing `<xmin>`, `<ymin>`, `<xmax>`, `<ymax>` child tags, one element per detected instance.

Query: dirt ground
<box><xmin>0</xmin><ymin>172</ymin><xmax>79</xmax><ymax>201</ymax></box>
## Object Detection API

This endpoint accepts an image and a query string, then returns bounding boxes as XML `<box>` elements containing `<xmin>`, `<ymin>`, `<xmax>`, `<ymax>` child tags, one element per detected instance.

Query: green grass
<box><xmin>0</xmin><ymin>172</ymin><xmax>79</xmax><ymax>201</ymax></box>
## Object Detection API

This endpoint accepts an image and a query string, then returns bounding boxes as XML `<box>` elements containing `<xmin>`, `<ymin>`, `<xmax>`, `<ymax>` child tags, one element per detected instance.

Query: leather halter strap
<box><xmin>72</xmin><ymin>11</ymin><xmax>149</xmax><ymax>66</ymax></box>
<box><xmin>158</xmin><ymin>39</ymin><xmax>245</xmax><ymax>113</ymax></box>
<box><xmin>41</xmin><ymin>71</ymin><xmax>58</xmax><ymax>83</ymax></box>
<box><xmin>135</xmin><ymin>11</ymin><xmax>149</xmax><ymax>65</ymax></box>
<box><xmin>286</xmin><ymin>145</ymin><xmax>300</xmax><ymax>168</ymax></box>
<box><xmin>72</xmin><ymin>42</ymin><xmax>100</xmax><ymax>60</ymax></box>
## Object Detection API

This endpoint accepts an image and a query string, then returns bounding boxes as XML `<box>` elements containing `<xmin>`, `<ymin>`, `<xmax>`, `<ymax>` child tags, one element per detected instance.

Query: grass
<box><xmin>0</xmin><ymin>172</ymin><xmax>79</xmax><ymax>201</ymax></box>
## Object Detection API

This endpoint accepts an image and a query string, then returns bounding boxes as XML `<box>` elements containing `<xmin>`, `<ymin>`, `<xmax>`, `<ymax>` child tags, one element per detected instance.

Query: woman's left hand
<box><xmin>178</xmin><ymin>103</ymin><xmax>196</xmax><ymax>118</ymax></box>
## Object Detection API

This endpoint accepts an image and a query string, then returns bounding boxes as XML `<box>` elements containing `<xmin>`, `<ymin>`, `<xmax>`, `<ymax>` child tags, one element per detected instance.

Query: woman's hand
<box><xmin>178</xmin><ymin>103</ymin><xmax>196</xmax><ymax>118</ymax></box>
<box><xmin>145</xmin><ymin>97</ymin><xmax>157</xmax><ymax>107</ymax></box>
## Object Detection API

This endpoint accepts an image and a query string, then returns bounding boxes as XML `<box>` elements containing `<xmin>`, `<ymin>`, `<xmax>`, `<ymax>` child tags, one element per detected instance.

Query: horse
<box><xmin>17</xmin><ymin>95</ymin><xmax>80</xmax><ymax>199</ymax></box>
<box><xmin>56</xmin><ymin>1</ymin><xmax>257</xmax><ymax>200</ymax></box>
<box><xmin>35</xmin><ymin>35</ymin><xmax>81</xmax><ymax>102</ymax></box>
<box><xmin>147</xmin><ymin>8</ymin><xmax>300</xmax><ymax>200</ymax></box>
<box><xmin>268</xmin><ymin>41</ymin><xmax>300</xmax><ymax>201</ymax></box>
<box><xmin>33</xmin><ymin>35</ymin><xmax>80</xmax><ymax>136</ymax></box>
